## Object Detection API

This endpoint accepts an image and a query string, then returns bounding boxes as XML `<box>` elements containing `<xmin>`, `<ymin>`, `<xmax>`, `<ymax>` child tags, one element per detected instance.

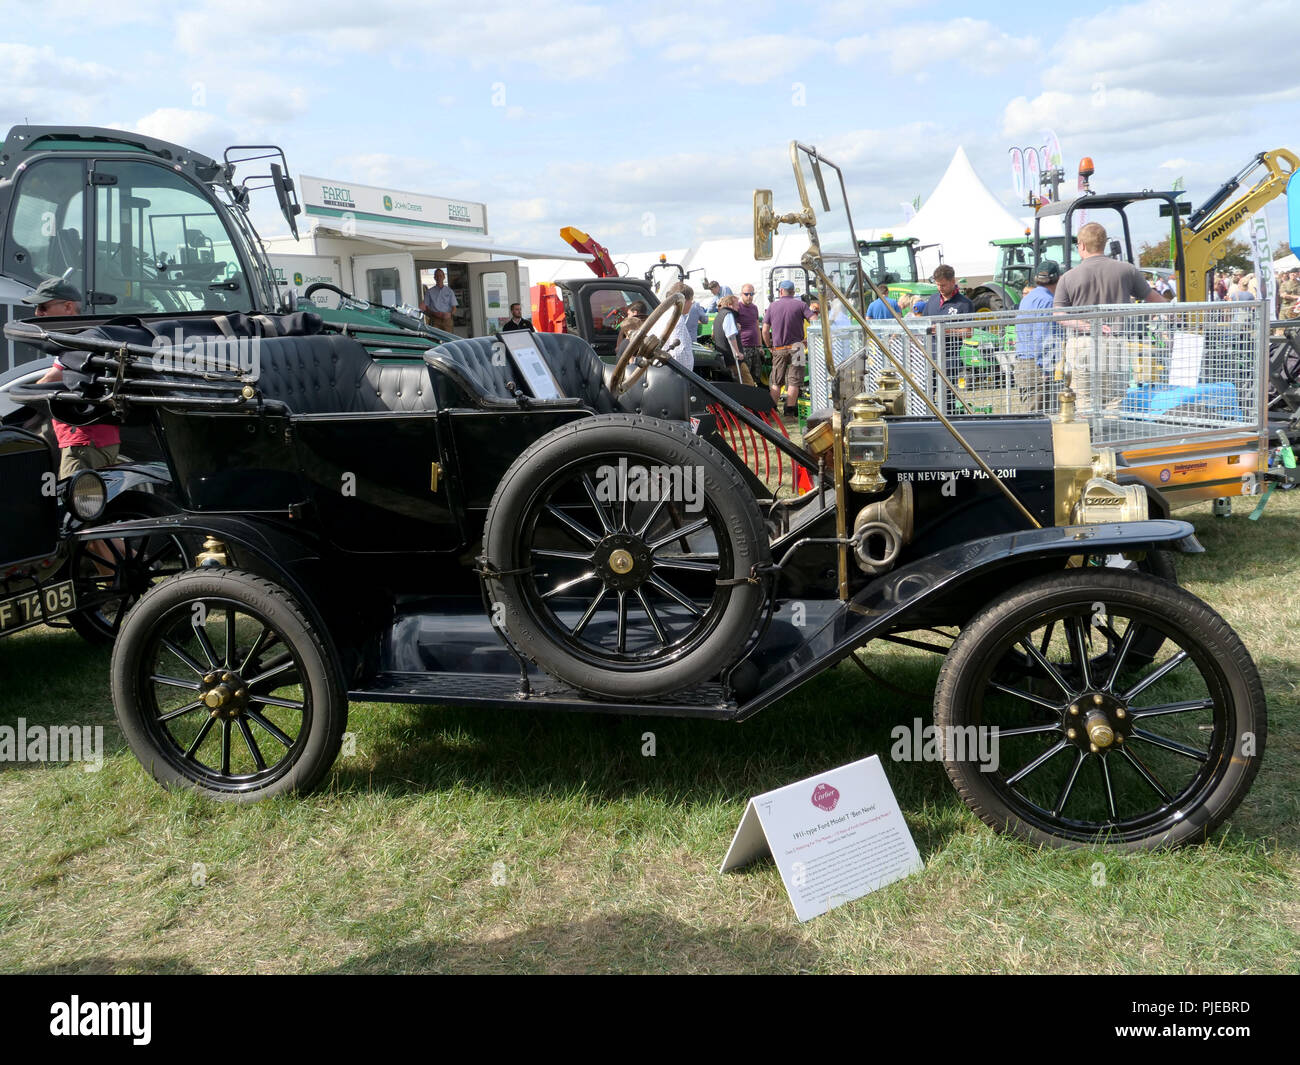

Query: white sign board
<box><xmin>1168</xmin><ymin>332</ymin><xmax>1205</xmax><ymax>388</ymax></box>
<box><xmin>268</xmin><ymin>254</ymin><xmax>343</xmax><ymax>308</ymax></box>
<box><xmin>299</xmin><ymin>175</ymin><xmax>486</xmax><ymax>233</ymax></box>
<box><xmin>721</xmin><ymin>755</ymin><xmax>923</xmax><ymax>922</ymax></box>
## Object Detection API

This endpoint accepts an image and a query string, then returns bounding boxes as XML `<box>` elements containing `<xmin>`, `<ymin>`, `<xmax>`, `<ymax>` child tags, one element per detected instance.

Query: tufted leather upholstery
<box><xmin>426</xmin><ymin>332</ymin><xmax>692</xmax><ymax>420</ymax></box>
<box><xmin>427</xmin><ymin>333</ymin><xmax>618</xmax><ymax>412</ymax></box>
<box><xmin>255</xmin><ymin>336</ymin><xmax>437</xmax><ymax>414</ymax></box>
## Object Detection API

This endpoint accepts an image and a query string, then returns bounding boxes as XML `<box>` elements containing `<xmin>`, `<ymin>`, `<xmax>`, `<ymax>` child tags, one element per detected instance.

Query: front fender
<box><xmin>864</xmin><ymin>519</ymin><xmax>1196</xmax><ymax>632</ymax></box>
<box><xmin>99</xmin><ymin>461</ymin><xmax>173</xmax><ymax>508</ymax></box>
<box><xmin>743</xmin><ymin>519</ymin><xmax>1198</xmax><ymax>717</ymax></box>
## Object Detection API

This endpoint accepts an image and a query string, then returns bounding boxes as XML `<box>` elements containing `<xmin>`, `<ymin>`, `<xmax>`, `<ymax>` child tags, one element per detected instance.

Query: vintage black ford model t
<box><xmin>6</xmin><ymin>143</ymin><xmax>1265</xmax><ymax>851</ymax></box>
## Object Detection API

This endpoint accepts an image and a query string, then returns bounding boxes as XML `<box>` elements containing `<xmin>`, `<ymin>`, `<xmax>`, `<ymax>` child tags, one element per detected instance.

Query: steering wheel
<box><xmin>608</xmin><ymin>294</ymin><xmax>684</xmax><ymax>395</ymax></box>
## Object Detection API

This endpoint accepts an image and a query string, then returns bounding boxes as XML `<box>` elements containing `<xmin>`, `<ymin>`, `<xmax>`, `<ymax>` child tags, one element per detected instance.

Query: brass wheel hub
<box><xmin>201</xmin><ymin>671</ymin><xmax>248</xmax><ymax>721</ymax></box>
<box><xmin>1064</xmin><ymin>691</ymin><xmax>1130</xmax><ymax>753</ymax></box>
<box><xmin>592</xmin><ymin>534</ymin><xmax>652</xmax><ymax>592</ymax></box>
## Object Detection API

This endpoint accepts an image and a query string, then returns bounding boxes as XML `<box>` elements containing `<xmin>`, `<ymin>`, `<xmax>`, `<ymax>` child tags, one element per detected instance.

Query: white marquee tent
<box><xmin>889</xmin><ymin>146</ymin><xmax>1025</xmax><ymax>280</ymax></box>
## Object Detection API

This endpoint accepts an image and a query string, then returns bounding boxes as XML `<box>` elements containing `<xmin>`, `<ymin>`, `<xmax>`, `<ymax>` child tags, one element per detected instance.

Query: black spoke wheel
<box><xmin>935</xmin><ymin>571</ymin><xmax>1265</xmax><ymax>850</ymax></box>
<box><xmin>483</xmin><ymin>415</ymin><xmax>770</xmax><ymax>699</ymax></box>
<box><xmin>67</xmin><ymin>515</ymin><xmax>192</xmax><ymax>645</ymax></box>
<box><xmin>112</xmin><ymin>569</ymin><xmax>347</xmax><ymax>799</ymax></box>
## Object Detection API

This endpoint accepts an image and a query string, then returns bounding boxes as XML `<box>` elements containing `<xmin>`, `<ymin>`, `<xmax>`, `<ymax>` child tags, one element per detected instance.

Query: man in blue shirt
<box><xmin>867</xmin><ymin>282</ymin><xmax>901</xmax><ymax>319</ymax></box>
<box><xmin>703</xmin><ymin>280</ymin><xmax>733</xmax><ymax>312</ymax></box>
<box><xmin>1015</xmin><ymin>260</ymin><xmax>1059</xmax><ymax>412</ymax></box>
<box><xmin>422</xmin><ymin>268</ymin><xmax>457</xmax><ymax>332</ymax></box>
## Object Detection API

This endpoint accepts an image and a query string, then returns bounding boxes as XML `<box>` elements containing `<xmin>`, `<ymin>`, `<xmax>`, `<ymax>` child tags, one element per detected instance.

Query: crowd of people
<box><xmin>504</xmin><ymin>217</ymin><xmax>1299</xmax><ymax>429</ymax></box>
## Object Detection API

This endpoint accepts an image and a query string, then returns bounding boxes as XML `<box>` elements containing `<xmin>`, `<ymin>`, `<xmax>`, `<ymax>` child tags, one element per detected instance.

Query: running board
<box><xmin>351</xmin><ymin>671</ymin><xmax>738</xmax><ymax>719</ymax></box>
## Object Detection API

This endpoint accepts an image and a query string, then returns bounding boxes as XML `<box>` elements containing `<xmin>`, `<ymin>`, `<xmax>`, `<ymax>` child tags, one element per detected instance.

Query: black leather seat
<box><xmin>76</xmin><ymin>314</ymin><xmax>437</xmax><ymax>416</ymax></box>
<box><xmin>256</xmin><ymin>336</ymin><xmax>437</xmax><ymax>414</ymax></box>
<box><xmin>427</xmin><ymin>332</ymin><xmax>695</xmax><ymax>420</ymax></box>
<box><xmin>427</xmin><ymin>333</ymin><xmax>618</xmax><ymax>412</ymax></box>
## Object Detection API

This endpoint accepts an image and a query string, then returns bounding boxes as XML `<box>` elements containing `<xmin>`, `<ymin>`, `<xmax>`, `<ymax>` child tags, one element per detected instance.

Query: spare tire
<box><xmin>482</xmin><ymin>414</ymin><xmax>771</xmax><ymax>699</ymax></box>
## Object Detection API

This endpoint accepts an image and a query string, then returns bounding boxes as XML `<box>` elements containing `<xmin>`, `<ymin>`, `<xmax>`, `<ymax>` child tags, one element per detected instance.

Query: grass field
<box><xmin>1</xmin><ymin>492</ymin><xmax>1297</xmax><ymax>974</ymax></box>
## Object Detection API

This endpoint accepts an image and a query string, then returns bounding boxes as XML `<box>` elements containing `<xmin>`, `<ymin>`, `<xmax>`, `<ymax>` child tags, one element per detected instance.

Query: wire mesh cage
<box><xmin>809</xmin><ymin>300</ymin><xmax>1266</xmax><ymax>448</ymax></box>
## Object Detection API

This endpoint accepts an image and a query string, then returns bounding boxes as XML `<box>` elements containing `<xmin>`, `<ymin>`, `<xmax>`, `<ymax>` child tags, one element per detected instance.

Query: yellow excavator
<box><xmin>1181</xmin><ymin>148</ymin><xmax>1298</xmax><ymax>300</ymax></box>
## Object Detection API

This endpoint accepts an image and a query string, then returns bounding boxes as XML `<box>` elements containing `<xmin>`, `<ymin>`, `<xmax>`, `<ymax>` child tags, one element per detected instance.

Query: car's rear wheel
<box><xmin>935</xmin><ymin>571</ymin><xmax>1265</xmax><ymax>850</ymax></box>
<box><xmin>112</xmin><ymin>569</ymin><xmax>347</xmax><ymax>799</ymax></box>
<box><xmin>482</xmin><ymin>415</ymin><xmax>771</xmax><ymax>699</ymax></box>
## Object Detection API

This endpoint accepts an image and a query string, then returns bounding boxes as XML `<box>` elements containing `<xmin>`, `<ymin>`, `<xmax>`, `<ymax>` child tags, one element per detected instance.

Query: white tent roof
<box><xmin>300</xmin><ymin>218</ymin><xmax>585</xmax><ymax>262</ymax></box>
<box><xmin>1274</xmin><ymin>252</ymin><xmax>1298</xmax><ymax>272</ymax></box>
<box><xmin>893</xmin><ymin>146</ymin><xmax>1025</xmax><ymax>279</ymax></box>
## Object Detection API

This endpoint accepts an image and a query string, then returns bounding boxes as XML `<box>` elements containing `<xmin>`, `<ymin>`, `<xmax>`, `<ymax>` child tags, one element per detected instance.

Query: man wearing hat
<box><xmin>1014</xmin><ymin>260</ymin><xmax>1059</xmax><ymax>413</ymax></box>
<box><xmin>762</xmin><ymin>278</ymin><xmax>814</xmax><ymax>414</ymax></box>
<box><xmin>30</xmin><ymin>279</ymin><xmax>122</xmax><ymax>476</ymax></box>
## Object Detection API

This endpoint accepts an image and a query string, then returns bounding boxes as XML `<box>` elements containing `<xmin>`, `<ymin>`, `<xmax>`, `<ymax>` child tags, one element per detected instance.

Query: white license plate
<box><xmin>0</xmin><ymin>580</ymin><xmax>77</xmax><ymax>635</ymax></box>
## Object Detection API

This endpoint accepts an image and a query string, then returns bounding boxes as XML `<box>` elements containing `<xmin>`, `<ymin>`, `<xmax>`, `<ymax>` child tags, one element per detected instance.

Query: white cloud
<box><xmin>172</xmin><ymin>1</ymin><xmax>628</xmax><ymax>81</ymax></box>
<box><xmin>1002</xmin><ymin>0</ymin><xmax>1300</xmax><ymax>161</ymax></box>
<box><xmin>0</xmin><ymin>43</ymin><xmax>118</xmax><ymax>125</ymax></box>
<box><xmin>663</xmin><ymin>35</ymin><xmax>828</xmax><ymax>85</ymax></box>
<box><xmin>1044</xmin><ymin>0</ymin><xmax>1300</xmax><ymax>98</ymax></box>
<box><xmin>127</xmin><ymin>108</ymin><xmax>242</xmax><ymax>158</ymax></box>
<box><xmin>226</xmin><ymin>74</ymin><xmax>310</xmax><ymax>125</ymax></box>
<box><xmin>836</xmin><ymin>19</ymin><xmax>1036</xmax><ymax>76</ymax></box>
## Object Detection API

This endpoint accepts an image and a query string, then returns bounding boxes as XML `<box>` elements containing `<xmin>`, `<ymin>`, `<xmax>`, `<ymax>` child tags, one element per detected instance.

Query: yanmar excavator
<box><xmin>1032</xmin><ymin>150</ymin><xmax>1298</xmax><ymax>302</ymax></box>
<box><xmin>1181</xmin><ymin>149</ymin><xmax>1298</xmax><ymax>301</ymax></box>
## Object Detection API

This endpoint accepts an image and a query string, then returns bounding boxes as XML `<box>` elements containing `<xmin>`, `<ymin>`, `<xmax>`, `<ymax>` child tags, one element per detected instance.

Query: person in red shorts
<box><xmin>29</xmin><ymin>278</ymin><xmax>122</xmax><ymax>477</ymax></box>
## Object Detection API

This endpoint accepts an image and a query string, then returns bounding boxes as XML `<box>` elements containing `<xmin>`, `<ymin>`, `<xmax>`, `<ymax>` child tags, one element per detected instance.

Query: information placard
<box><xmin>721</xmin><ymin>755</ymin><xmax>922</xmax><ymax>922</ymax></box>
<box><xmin>499</xmin><ymin>329</ymin><xmax>563</xmax><ymax>400</ymax></box>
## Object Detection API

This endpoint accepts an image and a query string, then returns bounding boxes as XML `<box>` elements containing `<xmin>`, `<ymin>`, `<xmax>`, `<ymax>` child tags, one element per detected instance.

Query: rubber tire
<box><xmin>68</xmin><ymin>492</ymin><xmax>191</xmax><ymax>645</ymax></box>
<box><xmin>482</xmin><ymin>414</ymin><xmax>771</xmax><ymax>699</ymax></box>
<box><xmin>934</xmin><ymin>570</ymin><xmax>1266</xmax><ymax>851</ymax></box>
<box><xmin>111</xmin><ymin>569</ymin><xmax>347</xmax><ymax>800</ymax></box>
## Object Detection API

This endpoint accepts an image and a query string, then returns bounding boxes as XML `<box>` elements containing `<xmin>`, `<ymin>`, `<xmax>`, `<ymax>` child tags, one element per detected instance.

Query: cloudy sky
<box><xmin>3</xmin><ymin>0</ymin><xmax>1297</xmax><ymax>258</ymax></box>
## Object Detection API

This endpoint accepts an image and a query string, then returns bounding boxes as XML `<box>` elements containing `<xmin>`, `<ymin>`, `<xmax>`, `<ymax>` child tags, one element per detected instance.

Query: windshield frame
<box><xmin>789</xmin><ymin>141</ymin><xmax>870</xmax><ymax>324</ymax></box>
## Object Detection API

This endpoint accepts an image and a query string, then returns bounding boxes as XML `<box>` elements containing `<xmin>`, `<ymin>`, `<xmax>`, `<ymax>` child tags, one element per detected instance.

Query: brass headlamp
<box><xmin>874</xmin><ymin>370</ymin><xmax>906</xmax><ymax>415</ymax></box>
<box><xmin>845</xmin><ymin>394</ymin><xmax>888</xmax><ymax>493</ymax></box>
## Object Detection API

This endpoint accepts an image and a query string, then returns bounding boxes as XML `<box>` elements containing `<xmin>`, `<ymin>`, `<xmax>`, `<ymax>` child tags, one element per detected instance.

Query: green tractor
<box><xmin>857</xmin><ymin>236</ymin><xmax>939</xmax><ymax>304</ymax></box>
<box><xmin>965</xmin><ymin>234</ymin><xmax>1076</xmax><ymax>312</ymax></box>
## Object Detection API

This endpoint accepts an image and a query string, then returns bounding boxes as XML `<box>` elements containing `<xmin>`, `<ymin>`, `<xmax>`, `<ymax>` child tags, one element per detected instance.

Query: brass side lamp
<box><xmin>845</xmin><ymin>395</ymin><xmax>888</xmax><ymax>493</ymax></box>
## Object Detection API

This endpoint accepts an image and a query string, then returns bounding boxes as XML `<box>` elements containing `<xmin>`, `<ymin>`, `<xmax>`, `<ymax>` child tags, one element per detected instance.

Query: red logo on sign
<box><xmin>811</xmin><ymin>783</ymin><xmax>840</xmax><ymax>811</ymax></box>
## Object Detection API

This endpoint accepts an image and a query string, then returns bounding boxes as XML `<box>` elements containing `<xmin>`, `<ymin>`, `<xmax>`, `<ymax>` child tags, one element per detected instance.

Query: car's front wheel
<box><xmin>934</xmin><ymin>570</ymin><xmax>1265</xmax><ymax>850</ymax></box>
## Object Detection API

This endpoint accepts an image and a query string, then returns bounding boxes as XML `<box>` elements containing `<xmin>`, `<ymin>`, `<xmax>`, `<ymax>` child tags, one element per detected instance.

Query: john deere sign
<box><xmin>300</xmin><ymin>175</ymin><xmax>485</xmax><ymax>233</ymax></box>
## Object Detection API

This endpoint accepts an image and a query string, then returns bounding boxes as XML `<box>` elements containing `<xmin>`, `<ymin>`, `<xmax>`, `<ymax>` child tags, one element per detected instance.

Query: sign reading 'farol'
<box><xmin>299</xmin><ymin>175</ymin><xmax>486</xmax><ymax>232</ymax></box>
